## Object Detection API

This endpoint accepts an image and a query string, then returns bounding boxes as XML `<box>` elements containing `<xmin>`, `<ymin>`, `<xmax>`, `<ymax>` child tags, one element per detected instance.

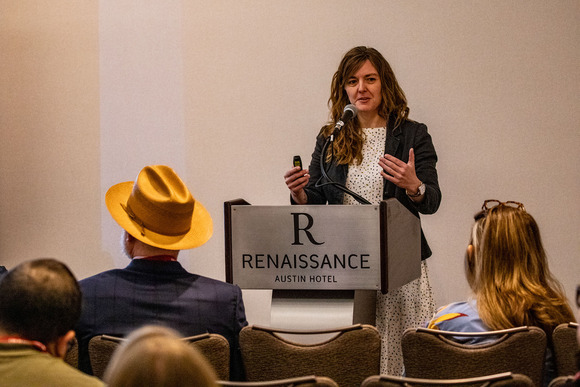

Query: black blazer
<box><xmin>298</xmin><ymin>118</ymin><xmax>441</xmax><ymax>259</ymax></box>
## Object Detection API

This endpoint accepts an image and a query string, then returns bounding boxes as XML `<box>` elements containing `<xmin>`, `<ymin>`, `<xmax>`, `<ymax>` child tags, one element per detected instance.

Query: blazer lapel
<box><xmin>384</xmin><ymin>114</ymin><xmax>401</xmax><ymax>156</ymax></box>
<box><xmin>383</xmin><ymin>116</ymin><xmax>402</xmax><ymax>197</ymax></box>
<box><xmin>385</xmin><ymin>131</ymin><xmax>400</xmax><ymax>156</ymax></box>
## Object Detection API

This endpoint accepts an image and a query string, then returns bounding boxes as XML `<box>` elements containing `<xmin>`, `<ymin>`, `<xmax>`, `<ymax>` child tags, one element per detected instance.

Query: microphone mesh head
<box><xmin>341</xmin><ymin>104</ymin><xmax>358</xmax><ymax>122</ymax></box>
<box><xmin>344</xmin><ymin>104</ymin><xmax>358</xmax><ymax>118</ymax></box>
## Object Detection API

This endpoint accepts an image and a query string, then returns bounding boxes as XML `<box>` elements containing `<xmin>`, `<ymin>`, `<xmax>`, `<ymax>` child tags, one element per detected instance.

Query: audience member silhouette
<box><xmin>0</xmin><ymin>258</ymin><xmax>103</xmax><ymax>386</ymax></box>
<box><xmin>75</xmin><ymin>165</ymin><xmax>247</xmax><ymax>380</ymax></box>
<box><xmin>428</xmin><ymin>200</ymin><xmax>576</xmax><ymax>384</ymax></box>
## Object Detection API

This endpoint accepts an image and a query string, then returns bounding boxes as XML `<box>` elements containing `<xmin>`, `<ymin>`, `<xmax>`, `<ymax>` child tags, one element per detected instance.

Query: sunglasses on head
<box><xmin>474</xmin><ymin>200</ymin><xmax>526</xmax><ymax>221</ymax></box>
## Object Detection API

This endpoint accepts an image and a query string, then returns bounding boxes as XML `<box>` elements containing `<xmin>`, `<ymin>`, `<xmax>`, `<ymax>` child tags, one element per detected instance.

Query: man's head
<box><xmin>0</xmin><ymin>258</ymin><xmax>81</xmax><ymax>356</ymax></box>
<box><xmin>106</xmin><ymin>165</ymin><xmax>213</xmax><ymax>252</ymax></box>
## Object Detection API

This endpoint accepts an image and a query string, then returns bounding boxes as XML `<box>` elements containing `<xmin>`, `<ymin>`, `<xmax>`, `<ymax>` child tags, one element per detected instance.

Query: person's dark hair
<box><xmin>0</xmin><ymin>258</ymin><xmax>82</xmax><ymax>344</ymax></box>
<box><xmin>324</xmin><ymin>46</ymin><xmax>409</xmax><ymax>165</ymax></box>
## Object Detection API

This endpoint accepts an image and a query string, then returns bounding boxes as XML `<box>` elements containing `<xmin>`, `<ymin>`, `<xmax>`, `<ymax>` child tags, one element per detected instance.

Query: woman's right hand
<box><xmin>284</xmin><ymin>166</ymin><xmax>310</xmax><ymax>204</ymax></box>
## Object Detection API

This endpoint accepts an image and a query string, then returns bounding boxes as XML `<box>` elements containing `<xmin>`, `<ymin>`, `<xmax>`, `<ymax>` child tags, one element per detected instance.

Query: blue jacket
<box><xmin>76</xmin><ymin>259</ymin><xmax>248</xmax><ymax>380</ymax></box>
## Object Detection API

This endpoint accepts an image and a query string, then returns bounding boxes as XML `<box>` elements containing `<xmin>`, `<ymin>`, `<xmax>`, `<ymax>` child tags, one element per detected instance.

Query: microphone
<box><xmin>318</xmin><ymin>103</ymin><xmax>370</xmax><ymax>204</ymax></box>
<box><xmin>332</xmin><ymin>104</ymin><xmax>358</xmax><ymax>136</ymax></box>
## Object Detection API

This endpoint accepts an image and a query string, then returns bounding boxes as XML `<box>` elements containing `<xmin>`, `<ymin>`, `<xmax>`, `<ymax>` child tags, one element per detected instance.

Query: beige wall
<box><xmin>1</xmin><ymin>1</ymin><xmax>579</xmax><ymax>325</ymax></box>
<box><xmin>0</xmin><ymin>1</ymin><xmax>103</xmax><ymax>274</ymax></box>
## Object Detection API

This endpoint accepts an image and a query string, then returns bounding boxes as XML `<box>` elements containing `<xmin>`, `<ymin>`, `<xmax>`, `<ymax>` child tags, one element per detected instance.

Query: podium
<box><xmin>224</xmin><ymin>198</ymin><xmax>421</xmax><ymax>327</ymax></box>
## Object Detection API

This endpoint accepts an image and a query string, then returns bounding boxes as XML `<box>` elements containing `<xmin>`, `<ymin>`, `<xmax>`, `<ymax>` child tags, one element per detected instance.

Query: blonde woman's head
<box><xmin>468</xmin><ymin>202</ymin><xmax>550</xmax><ymax>293</ymax></box>
<box><xmin>103</xmin><ymin>325</ymin><xmax>218</xmax><ymax>387</ymax></box>
<box><xmin>465</xmin><ymin>200</ymin><xmax>574</xmax><ymax>330</ymax></box>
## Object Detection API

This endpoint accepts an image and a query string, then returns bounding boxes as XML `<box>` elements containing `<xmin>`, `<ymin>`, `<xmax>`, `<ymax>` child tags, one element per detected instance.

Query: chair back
<box><xmin>361</xmin><ymin>372</ymin><xmax>534</xmax><ymax>387</ymax></box>
<box><xmin>552</xmin><ymin>322</ymin><xmax>579</xmax><ymax>376</ymax></box>
<box><xmin>64</xmin><ymin>337</ymin><xmax>78</xmax><ymax>368</ymax></box>
<box><xmin>88</xmin><ymin>335</ymin><xmax>124</xmax><ymax>379</ymax></box>
<box><xmin>88</xmin><ymin>332</ymin><xmax>230</xmax><ymax>380</ymax></box>
<box><xmin>217</xmin><ymin>375</ymin><xmax>339</xmax><ymax>387</ymax></box>
<box><xmin>184</xmin><ymin>333</ymin><xmax>230</xmax><ymax>381</ymax></box>
<box><xmin>548</xmin><ymin>375</ymin><xmax>576</xmax><ymax>387</ymax></box>
<box><xmin>401</xmin><ymin>326</ymin><xmax>546</xmax><ymax>386</ymax></box>
<box><xmin>239</xmin><ymin>324</ymin><xmax>380</xmax><ymax>387</ymax></box>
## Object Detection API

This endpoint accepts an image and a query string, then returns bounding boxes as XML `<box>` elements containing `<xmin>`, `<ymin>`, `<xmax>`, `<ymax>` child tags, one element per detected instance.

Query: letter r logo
<box><xmin>291</xmin><ymin>212</ymin><xmax>324</xmax><ymax>246</ymax></box>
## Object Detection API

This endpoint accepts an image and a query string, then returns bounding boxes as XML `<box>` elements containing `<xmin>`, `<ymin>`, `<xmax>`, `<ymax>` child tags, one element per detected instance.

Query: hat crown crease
<box><xmin>127</xmin><ymin>166</ymin><xmax>194</xmax><ymax>236</ymax></box>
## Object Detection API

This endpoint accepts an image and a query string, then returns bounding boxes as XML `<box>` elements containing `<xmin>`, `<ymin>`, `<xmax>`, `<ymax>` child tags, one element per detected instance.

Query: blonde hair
<box><xmin>103</xmin><ymin>325</ymin><xmax>218</xmax><ymax>387</ymax></box>
<box><xmin>467</xmin><ymin>205</ymin><xmax>575</xmax><ymax>333</ymax></box>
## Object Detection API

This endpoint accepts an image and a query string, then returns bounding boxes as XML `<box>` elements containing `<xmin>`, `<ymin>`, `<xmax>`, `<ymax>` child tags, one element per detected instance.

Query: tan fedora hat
<box><xmin>106</xmin><ymin>165</ymin><xmax>212</xmax><ymax>250</ymax></box>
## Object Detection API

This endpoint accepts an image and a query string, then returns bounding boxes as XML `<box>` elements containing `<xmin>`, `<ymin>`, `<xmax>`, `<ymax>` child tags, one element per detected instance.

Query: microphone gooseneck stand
<box><xmin>315</xmin><ymin>131</ymin><xmax>372</xmax><ymax>205</ymax></box>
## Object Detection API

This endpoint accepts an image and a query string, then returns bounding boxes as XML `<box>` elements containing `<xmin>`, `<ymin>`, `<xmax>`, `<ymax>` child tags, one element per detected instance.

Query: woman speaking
<box><xmin>284</xmin><ymin>46</ymin><xmax>441</xmax><ymax>375</ymax></box>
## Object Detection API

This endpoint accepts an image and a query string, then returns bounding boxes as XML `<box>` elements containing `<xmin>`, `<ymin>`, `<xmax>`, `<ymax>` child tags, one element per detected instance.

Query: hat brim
<box><xmin>106</xmin><ymin>181</ymin><xmax>213</xmax><ymax>250</ymax></box>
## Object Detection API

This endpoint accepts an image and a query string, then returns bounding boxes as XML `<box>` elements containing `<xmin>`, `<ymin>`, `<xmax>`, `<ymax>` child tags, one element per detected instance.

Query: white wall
<box><xmin>1</xmin><ymin>1</ymin><xmax>579</xmax><ymax>326</ymax></box>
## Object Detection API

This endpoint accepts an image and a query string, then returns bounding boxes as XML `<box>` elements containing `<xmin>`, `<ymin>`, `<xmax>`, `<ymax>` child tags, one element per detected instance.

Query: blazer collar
<box><xmin>125</xmin><ymin>259</ymin><xmax>190</xmax><ymax>276</ymax></box>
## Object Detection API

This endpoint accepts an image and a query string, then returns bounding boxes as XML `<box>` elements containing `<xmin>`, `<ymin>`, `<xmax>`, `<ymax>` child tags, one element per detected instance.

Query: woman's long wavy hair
<box><xmin>322</xmin><ymin>46</ymin><xmax>409</xmax><ymax>165</ymax></box>
<box><xmin>466</xmin><ymin>205</ymin><xmax>575</xmax><ymax>334</ymax></box>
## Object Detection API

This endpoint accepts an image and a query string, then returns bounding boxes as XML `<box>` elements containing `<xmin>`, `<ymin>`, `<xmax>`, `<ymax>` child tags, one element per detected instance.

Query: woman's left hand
<box><xmin>379</xmin><ymin>148</ymin><xmax>422</xmax><ymax>192</ymax></box>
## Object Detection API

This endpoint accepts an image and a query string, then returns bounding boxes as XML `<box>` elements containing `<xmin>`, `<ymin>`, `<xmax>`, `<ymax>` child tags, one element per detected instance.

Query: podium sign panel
<box><xmin>230</xmin><ymin>205</ymin><xmax>381</xmax><ymax>290</ymax></box>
